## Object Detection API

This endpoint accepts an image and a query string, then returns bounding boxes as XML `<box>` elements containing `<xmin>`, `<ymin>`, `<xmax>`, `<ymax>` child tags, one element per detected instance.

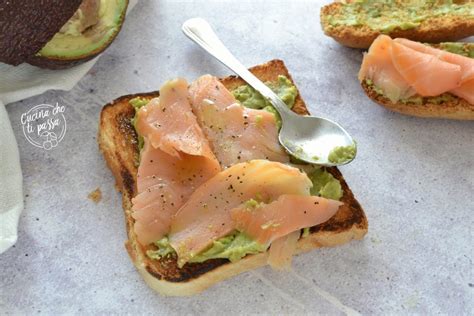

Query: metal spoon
<box><xmin>182</xmin><ymin>18</ymin><xmax>356</xmax><ymax>167</ymax></box>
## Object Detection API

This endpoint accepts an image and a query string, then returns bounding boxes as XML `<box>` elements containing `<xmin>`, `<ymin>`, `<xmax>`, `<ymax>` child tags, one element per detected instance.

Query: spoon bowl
<box><xmin>279</xmin><ymin>112</ymin><xmax>355</xmax><ymax>166</ymax></box>
<box><xmin>182</xmin><ymin>17</ymin><xmax>357</xmax><ymax>166</ymax></box>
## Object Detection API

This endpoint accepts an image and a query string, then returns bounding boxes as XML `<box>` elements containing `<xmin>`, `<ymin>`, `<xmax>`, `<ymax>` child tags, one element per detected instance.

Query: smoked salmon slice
<box><xmin>451</xmin><ymin>79</ymin><xmax>474</xmax><ymax>105</ymax></box>
<box><xmin>232</xmin><ymin>195</ymin><xmax>342</xmax><ymax>270</ymax></box>
<box><xmin>360</xmin><ymin>35</ymin><xmax>473</xmax><ymax>104</ymax></box>
<box><xmin>390</xmin><ymin>41</ymin><xmax>462</xmax><ymax>96</ymax></box>
<box><xmin>358</xmin><ymin>35</ymin><xmax>415</xmax><ymax>102</ymax></box>
<box><xmin>132</xmin><ymin>79</ymin><xmax>221</xmax><ymax>245</ymax></box>
<box><xmin>169</xmin><ymin>160</ymin><xmax>314</xmax><ymax>266</ymax></box>
<box><xmin>231</xmin><ymin>195</ymin><xmax>342</xmax><ymax>246</ymax></box>
<box><xmin>393</xmin><ymin>38</ymin><xmax>474</xmax><ymax>83</ymax></box>
<box><xmin>135</xmin><ymin>78</ymin><xmax>220</xmax><ymax>162</ymax></box>
<box><xmin>393</xmin><ymin>38</ymin><xmax>474</xmax><ymax>104</ymax></box>
<box><xmin>132</xmin><ymin>140</ymin><xmax>221</xmax><ymax>245</ymax></box>
<box><xmin>189</xmin><ymin>75</ymin><xmax>289</xmax><ymax>168</ymax></box>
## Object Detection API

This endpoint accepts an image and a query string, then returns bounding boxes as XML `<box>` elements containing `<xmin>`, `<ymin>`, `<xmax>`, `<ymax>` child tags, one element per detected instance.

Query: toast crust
<box><xmin>99</xmin><ymin>60</ymin><xmax>368</xmax><ymax>296</ymax></box>
<box><xmin>361</xmin><ymin>81</ymin><xmax>474</xmax><ymax>120</ymax></box>
<box><xmin>320</xmin><ymin>3</ymin><xmax>474</xmax><ymax>49</ymax></box>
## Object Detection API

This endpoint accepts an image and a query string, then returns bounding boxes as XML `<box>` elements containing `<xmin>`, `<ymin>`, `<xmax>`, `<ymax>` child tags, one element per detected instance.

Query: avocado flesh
<box><xmin>36</xmin><ymin>0</ymin><xmax>128</xmax><ymax>60</ymax></box>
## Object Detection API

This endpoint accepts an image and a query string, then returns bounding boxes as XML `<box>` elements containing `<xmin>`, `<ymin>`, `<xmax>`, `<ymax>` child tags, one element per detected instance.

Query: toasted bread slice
<box><xmin>98</xmin><ymin>60</ymin><xmax>368</xmax><ymax>296</ymax></box>
<box><xmin>320</xmin><ymin>2</ymin><xmax>474</xmax><ymax>49</ymax></box>
<box><xmin>360</xmin><ymin>42</ymin><xmax>474</xmax><ymax>120</ymax></box>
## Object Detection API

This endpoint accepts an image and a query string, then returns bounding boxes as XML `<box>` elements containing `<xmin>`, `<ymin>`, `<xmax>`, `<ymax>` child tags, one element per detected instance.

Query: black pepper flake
<box><xmin>150</xmin><ymin>160</ymin><xmax>154</xmax><ymax>163</ymax></box>
<box><xmin>314</xmin><ymin>201</ymin><xmax>319</xmax><ymax>205</ymax></box>
<box><xmin>304</xmin><ymin>211</ymin><xmax>307</xmax><ymax>214</ymax></box>
<box><xmin>162</xmin><ymin>107</ymin><xmax>166</xmax><ymax>112</ymax></box>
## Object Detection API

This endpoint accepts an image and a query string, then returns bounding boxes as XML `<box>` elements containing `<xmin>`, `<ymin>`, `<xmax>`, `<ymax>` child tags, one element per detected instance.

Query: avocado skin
<box><xmin>26</xmin><ymin>0</ymin><xmax>129</xmax><ymax>70</ymax></box>
<box><xmin>0</xmin><ymin>0</ymin><xmax>83</xmax><ymax>66</ymax></box>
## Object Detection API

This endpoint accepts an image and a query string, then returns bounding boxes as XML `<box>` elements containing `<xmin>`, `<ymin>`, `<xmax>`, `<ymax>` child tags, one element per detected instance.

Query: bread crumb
<box><xmin>88</xmin><ymin>188</ymin><xmax>102</xmax><ymax>204</ymax></box>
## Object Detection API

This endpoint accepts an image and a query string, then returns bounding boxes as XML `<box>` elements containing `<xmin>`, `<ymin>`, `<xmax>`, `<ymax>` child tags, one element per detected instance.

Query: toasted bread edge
<box><xmin>361</xmin><ymin>81</ymin><xmax>474</xmax><ymax>120</ymax></box>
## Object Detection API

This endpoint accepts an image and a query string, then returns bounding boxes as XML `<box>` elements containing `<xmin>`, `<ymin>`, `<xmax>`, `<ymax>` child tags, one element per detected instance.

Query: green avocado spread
<box><xmin>328</xmin><ymin>143</ymin><xmax>357</xmax><ymax>164</ymax></box>
<box><xmin>324</xmin><ymin>0</ymin><xmax>473</xmax><ymax>33</ymax></box>
<box><xmin>437</xmin><ymin>42</ymin><xmax>474</xmax><ymax>58</ymax></box>
<box><xmin>131</xmin><ymin>81</ymin><xmax>343</xmax><ymax>264</ymax></box>
<box><xmin>308</xmin><ymin>168</ymin><xmax>343</xmax><ymax>201</ymax></box>
<box><xmin>232</xmin><ymin>75</ymin><xmax>298</xmax><ymax>128</ymax></box>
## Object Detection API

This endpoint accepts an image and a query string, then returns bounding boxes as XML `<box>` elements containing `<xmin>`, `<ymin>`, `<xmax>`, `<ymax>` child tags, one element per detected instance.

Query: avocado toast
<box><xmin>321</xmin><ymin>0</ymin><xmax>474</xmax><ymax>49</ymax></box>
<box><xmin>98</xmin><ymin>60</ymin><xmax>368</xmax><ymax>296</ymax></box>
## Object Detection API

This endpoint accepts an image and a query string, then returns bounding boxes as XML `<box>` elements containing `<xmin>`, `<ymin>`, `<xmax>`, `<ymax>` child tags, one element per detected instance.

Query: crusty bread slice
<box><xmin>320</xmin><ymin>2</ymin><xmax>474</xmax><ymax>49</ymax></box>
<box><xmin>98</xmin><ymin>60</ymin><xmax>368</xmax><ymax>296</ymax></box>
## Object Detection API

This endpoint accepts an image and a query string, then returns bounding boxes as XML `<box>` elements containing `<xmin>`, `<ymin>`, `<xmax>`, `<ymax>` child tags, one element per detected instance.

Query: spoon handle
<box><xmin>182</xmin><ymin>18</ymin><xmax>292</xmax><ymax>116</ymax></box>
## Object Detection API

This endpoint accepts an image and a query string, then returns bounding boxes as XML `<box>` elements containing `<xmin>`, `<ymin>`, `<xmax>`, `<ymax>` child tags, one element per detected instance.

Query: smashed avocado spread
<box><xmin>328</xmin><ymin>143</ymin><xmax>357</xmax><ymax>164</ymax></box>
<box><xmin>147</xmin><ymin>233</ymin><xmax>267</xmax><ymax>263</ymax></box>
<box><xmin>232</xmin><ymin>75</ymin><xmax>298</xmax><ymax>128</ymax></box>
<box><xmin>325</xmin><ymin>0</ymin><xmax>473</xmax><ymax>33</ymax></box>
<box><xmin>438</xmin><ymin>42</ymin><xmax>474</xmax><ymax>58</ymax></box>
<box><xmin>302</xmin><ymin>167</ymin><xmax>343</xmax><ymax>237</ymax></box>
<box><xmin>308</xmin><ymin>168</ymin><xmax>343</xmax><ymax>201</ymax></box>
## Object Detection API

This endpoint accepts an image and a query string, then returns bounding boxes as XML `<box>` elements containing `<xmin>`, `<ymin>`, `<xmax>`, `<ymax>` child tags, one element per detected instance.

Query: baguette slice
<box><xmin>320</xmin><ymin>2</ymin><xmax>474</xmax><ymax>49</ymax></box>
<box><xmin>360</xmin><ymin>43</ymin><xmax>474</xmax><ymax>120</ymax></box>
<box><xmin>98</xmin><ymin>60</ymin><xmax>368</xmax><ymax>296</ymax></box>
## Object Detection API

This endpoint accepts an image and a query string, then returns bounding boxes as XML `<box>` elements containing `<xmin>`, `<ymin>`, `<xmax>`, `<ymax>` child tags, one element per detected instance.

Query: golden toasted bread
<box><xmin>320</xmin><ymin>2</ymin><xmax>474</xmax><ymax>49</ymax></box>
<box><xmin>98</xmin><ymin>60</ymin><xmax>368</xmax><ymax>296</ymax></box>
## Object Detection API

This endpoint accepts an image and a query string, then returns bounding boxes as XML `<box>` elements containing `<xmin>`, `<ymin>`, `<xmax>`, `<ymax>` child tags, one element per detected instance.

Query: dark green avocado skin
<box><xmin>0</xmin><ymin>0</ymin><xmax>83</xmax><ymax>66</ymax></box>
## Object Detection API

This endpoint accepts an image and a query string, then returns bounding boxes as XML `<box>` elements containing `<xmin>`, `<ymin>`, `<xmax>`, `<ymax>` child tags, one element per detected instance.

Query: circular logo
<box><xmin>20</xmin><ymin>103</ymin><xmax>67</xmax><ymax>150</ymax></box>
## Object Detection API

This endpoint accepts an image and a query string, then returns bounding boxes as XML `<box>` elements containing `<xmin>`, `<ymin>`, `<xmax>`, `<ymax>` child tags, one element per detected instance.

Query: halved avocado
<box><xmin>27</xmin><ymin>0</ymin><xmax>129</xmax><ymax>69</ymax></box>
<box><xmin>0</xmin><ymin>0</ymin><xmax>83</xmax><ymax>65</ymax></box>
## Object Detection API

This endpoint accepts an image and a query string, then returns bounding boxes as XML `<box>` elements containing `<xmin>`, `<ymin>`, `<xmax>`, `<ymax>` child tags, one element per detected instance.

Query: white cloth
<box><xmin>0</xmin><ymin>101</ymin><xmax>23</xmax><ymax>253</ymax></box>
<box><xmin>0</xmin><ymin>0</ymin><xmax>138</xmax><ymax>254</ymax></box>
